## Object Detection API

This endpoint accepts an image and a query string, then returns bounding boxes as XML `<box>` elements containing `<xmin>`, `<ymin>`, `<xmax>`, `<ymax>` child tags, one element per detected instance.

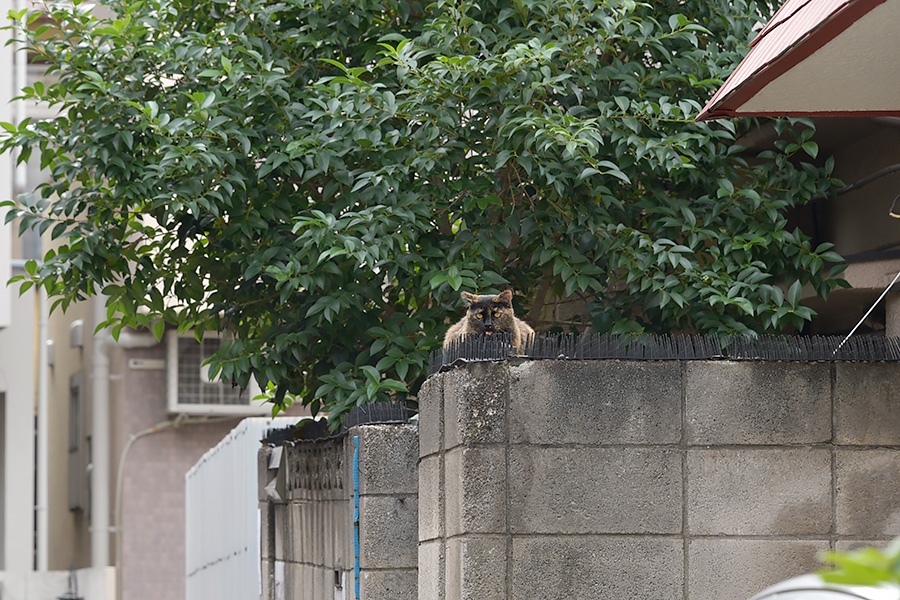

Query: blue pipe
<box><xmin>353</xmin><ymin>436</ymin><xmax>360</xmax><ymax>600</ymax></box>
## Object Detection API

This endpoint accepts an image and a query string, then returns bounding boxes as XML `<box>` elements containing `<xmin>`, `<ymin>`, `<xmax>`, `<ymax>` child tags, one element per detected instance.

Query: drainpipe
<box><xmin>90</xmin><ymin>298</ymin><xmax>111</xmax><ymax>569</ymax></box>
<box><xmin>90</xmin><ymin>299</ymin><xmax>158</xmax><ymax>569</ymax></box>
<box><xmin>36</xmin><ymin>287</ymin><xmax>48</xmax><ymax>571</ymax></box>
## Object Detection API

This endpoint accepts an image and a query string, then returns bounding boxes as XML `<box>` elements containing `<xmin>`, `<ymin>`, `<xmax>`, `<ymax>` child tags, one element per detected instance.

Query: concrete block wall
<box><xmin>419</xmin><ymin>359</ymin><xmax>900</xmax><ymax>600</ymax></box>
<box><xmin>259</xmin><ymin>424</ymin><xmax>418</xmax><ymax>600</ymax></box>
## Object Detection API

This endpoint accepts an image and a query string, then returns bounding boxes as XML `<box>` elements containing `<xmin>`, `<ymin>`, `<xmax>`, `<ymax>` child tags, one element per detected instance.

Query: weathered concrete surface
<box><xmin>359</xmin><ymin>495</ymin><xmax>418</xmax><ymax>569</ymax></box>
<box><xmin>688</xmin><ymin>448</ymin><xmax>832</xmax><ymax>535</ymax></box>
<box><xmin>509</xmin><ymin>446</ymin><xmax>682</xmax><ymax>534</ymax></box>
<box><xmin>418</xmin><ymin>454</ymin><xmax>443</xmax><ymax>542</ymax></box>
<box><xmin>357</xmin><ymin>424</ymin><xmax>419</xmax><ymax>495</ymax></box>
<box><xmin>419</xmin><ymin>376</ymin><xmax>443</xmax><ymax>458</ymax></box>
<box><xmin>445</xmin><ymin>446</ymin><xmax>507</xmax><ymax>536</ymax></box>
<box><xmin>688</xmin><ymin>539</ymin><xmax>829</xmax><ymax>600</ymax></box>
<box><xmin>444</xmin><ymin>362</ymin><xmax>509</xmax><ymax>449</ymax></box>
<box><xmin>685</xmin><ymin>361</ymin><xmax>831</xmax><ymax>444</ymax></box>
<box><xmin>834</xmin><ymin>363</ymin><xmax>900</xmax><ymax>445</ymax></box>
<box><xmin>418</xmin><ymin>540</ymin><xmax>444</xmax><ymax>600</ymax></box>
<box><xmin>358</xmin><ymin>570</ymin><xmax>418</xmax><ymax>600</ymax></box>
<box><xmin>446</xmin><ymin>536</ymin><xmax>507</xmax><ymax>600</ymax></box>
<box><xmin>261</xmin><ymin>359</ymin><xmax>900</xmax><ymax>600</ymax></box>
<box><xmin>420</xmin><ymin>359</ymin><xmax>900</xmax><ymax>600</ymax></box>
<box><xmin>511</xmin><ymin>537</ymin><xmax>684</xmax><ymax>600</ymax></box>
<box><xmin>836</xmin><ymin>449</ymin><xmax>900</xmax><ymax>536</ymax></box>
<box><xmin>260</xmin><ymin>423</ymin><xmax>418</xmax><ymax>600</ymax></box>
<box><xmin>509</xmin><ymin>360</ymin><xmax>682</xmax><ymax>445</ymax></box>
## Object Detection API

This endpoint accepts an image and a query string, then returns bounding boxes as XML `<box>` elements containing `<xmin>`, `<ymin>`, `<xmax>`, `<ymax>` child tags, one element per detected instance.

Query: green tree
<box><xmin>2</xmin><ymin>0</ymin><xmax>846</xmax><ymax>423</ymax></box>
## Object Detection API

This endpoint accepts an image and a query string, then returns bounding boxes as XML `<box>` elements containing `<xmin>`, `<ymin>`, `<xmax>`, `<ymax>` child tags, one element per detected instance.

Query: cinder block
<box><xmin>312</xmin><ymin>502</ymin><xmax>327</xmax><ymax>567</ymax></box>
<box><xmin>325</xmin><ymin>499</ymin><xmax>345</xmax><ymax>567</ymax></box>
<box><xmin>419</xmin><ymin>375</ymin><xmax>444</xmax><ymax>457</ymax></box>
<box><xmin>287</xmin><ymin>562</ymin><xmax>312</xmax><ymax>600</ymax></box>
<box><xmin>688</xmin><ymin>448</ymin><xmax>832</xmax><ymax>535</ymax></box>
<box><xmin>260</xmin><ymin>503</ymin><xmax>274</xmax><ymax>561</ymax></box>
<box><xmin>334</xmin><ymin>517</ymin><xmax>349</xmax><ymax>576</ymax></box>
<box><xmin>508</xmin><ymin>360</ymin><xmax>682</xmax><ymax>445</ymax></box>
<box><xmin>341</xmin><ymin>498</ymin><xmax>354</xmax><ymax>570</ymax></box>
<box><xmin>446</xmin><ymin>536</ymin><xmax>507</xmax><ymax>600</ymax></box>
<box><xmin>258</xmin><ymin>446</ymin><xmax>272</xmax><ymax>502</ymax></box>
<box><xmin>419</xmin><ymin>454</ymin><xmax>443</xmax><ymax>541</ymax></box>
<box><xmin>508</xmin><ymin>446</ymin><xmax>682</xmax><ymax>534</ymax></box>
<box><xmin>260</xmin><ymin>558</ymin><xmax>275</xmax><ymax>600</ymax></box>
<box><xmin>355</xmin><ymin>424</ymin><xmax>419</xmax><ymax>495</ymax></box>
<box><xmin>685</xmin><ymin>361</ymin><xmax>831</xmax><ymax>444</ymax></box>
<box><xmin>359</xmin><ymin>495</ymin><xmax>418</xmax><ymax>569</ymax></box>
<box><xmin>274</xmin><ymin>505</ymin><xmax>288</xmax><ymax>561</ymax></box>
<box><xmin>689</xmin><ymin>538</ymin><xmax>828</xmax><ymax>600</ymax></box>
<box><xmin>835</xmin><ymin>363</ymin><xmax>900</xmax><ymax>445</ymax></box>
<box><xmin>444</xmin><ymin>362</ymin><xmax>509</xmax><ymax>449</ymax></box>
<box><xmin>316</xmin><ymin>565</ymin><xmax>331</xmax><ymax>600</ymax></box>
<box><xmin>345</xmin><ymin>568</ymin><xmax>357</xmax><ymax>600</ymax></box>
<box><xmin>345</xmin><ymin>435</ymin><xmax>359</xmax><ymax>502</ymax></box>
<box><xmin>312</xmin><ymin>565</ymin><xmax>329</xmax><ymax>600</ymax></box>
<box><xmin>511</xmin><ymin>536</ymin><xmax>682</xmax><ymax>600</ymax></box>
<box><xmin>836</xmin><ymin>449</ymin><xmax>900</xmax><ymax>536</ymax></box>
<box><xmin>359</xmin><ymin>569</ymin><xmax>417</xmax><ymax>600</ymax></box>
<box><xmin>419</xmin><ymin>540</ymin><xmax>444</xmax><ymax>600</ymax></box>
<box><xmin>445</xmin><ymin>446</ymin><xmax>507</xmax><ymax>536</ymax></box>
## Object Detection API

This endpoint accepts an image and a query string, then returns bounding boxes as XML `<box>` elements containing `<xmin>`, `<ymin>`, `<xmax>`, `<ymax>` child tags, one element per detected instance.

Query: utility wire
<box><xmin>833</xmin><ymin>266</ymin><xmax>900</xmax><ymax>356</ymax></box>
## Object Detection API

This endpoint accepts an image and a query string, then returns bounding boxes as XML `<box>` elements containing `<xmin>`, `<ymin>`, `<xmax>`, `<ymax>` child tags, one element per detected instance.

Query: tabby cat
<box><xmin>443</xmin><ymin>289</ymin><xmax>535</xmax><ymax>353</ymax></box>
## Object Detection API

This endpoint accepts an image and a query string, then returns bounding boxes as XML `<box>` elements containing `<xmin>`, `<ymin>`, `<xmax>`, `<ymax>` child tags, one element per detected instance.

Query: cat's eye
<box><xmin>475</xmin><ymin>311</ymin><xmax>483</xmax><ymax>318</ymax></box>
<box><xmin>492</xmin><ymin>310</ymin><xmax>501</xmax><ymax>318</ymax></box>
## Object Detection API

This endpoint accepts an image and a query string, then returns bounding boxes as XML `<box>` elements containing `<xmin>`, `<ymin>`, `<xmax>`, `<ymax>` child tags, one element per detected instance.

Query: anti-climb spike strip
<box><xmin>428</xmin><ymin>332</ymin><xmax>900</xmax><ymax>375</ymax></box>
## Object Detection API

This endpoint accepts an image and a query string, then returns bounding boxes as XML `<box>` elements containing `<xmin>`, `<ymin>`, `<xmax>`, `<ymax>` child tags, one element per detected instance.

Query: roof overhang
<box><xmin>697</xmin><ymin>0</ymin><xmax>900</xmax><ymax>120</ymax></box>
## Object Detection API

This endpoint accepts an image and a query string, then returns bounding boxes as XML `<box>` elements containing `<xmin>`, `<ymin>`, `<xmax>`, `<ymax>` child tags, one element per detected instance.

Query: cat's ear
<box><xmin>497</xmin><ymin>289</ymin><xmax>513</xmax><ymax>306</ymax></box>
<box><xmin>461</xmin><ymin>291</ymin><xmax>477</xmax><ymax>305</ymax></box>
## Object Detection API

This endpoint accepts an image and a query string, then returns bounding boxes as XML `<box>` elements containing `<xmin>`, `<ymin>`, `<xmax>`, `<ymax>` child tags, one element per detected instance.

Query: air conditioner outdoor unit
<box><xmin>166</xmin><ymin>331</ymin><xmax>268</xmax><ymax>416</ymax></box>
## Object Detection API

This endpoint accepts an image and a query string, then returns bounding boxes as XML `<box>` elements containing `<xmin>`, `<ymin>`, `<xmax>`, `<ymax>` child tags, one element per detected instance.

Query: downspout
<box><xmin>90</xmin><ymin>298</ymin><xmax>158</xmax><ymax>568</ymax></box>
<box><xmin>90</xmin><ymin>298</ymin><xmax>111</xmax><ymax>569</ymax></box>
<box><xmin>35</xmin><ymin>286</ymin><xmax>48</xmax><ymax>571</ymax></box>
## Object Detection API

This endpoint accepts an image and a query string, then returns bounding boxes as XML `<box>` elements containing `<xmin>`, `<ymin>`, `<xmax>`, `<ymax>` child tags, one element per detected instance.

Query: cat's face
<box><xmin>461</xmin><ymin>290</ymin><xmax>516</xmax><ymax>336</ymax></box>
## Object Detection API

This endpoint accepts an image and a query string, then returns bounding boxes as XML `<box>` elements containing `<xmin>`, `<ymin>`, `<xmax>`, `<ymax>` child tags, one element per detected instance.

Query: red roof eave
<box><xmin>696</xmin><ymin>0</ymin><xmax>888</xmax><ymax>121</ymax></box>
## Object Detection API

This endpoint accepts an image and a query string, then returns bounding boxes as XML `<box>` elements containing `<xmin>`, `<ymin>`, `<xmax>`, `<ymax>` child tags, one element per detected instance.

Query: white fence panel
<box><xmin>185</xmin><ymin>416</ymin><xmax>300</xmax><ymax>600</ymax></box>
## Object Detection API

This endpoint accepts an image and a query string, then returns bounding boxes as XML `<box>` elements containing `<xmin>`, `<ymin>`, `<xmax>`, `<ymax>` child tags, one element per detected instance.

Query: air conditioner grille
<box><xmin>177</xmin><ymin>337</ymin><xmax>248</xmax><ymax>406</ymax></box>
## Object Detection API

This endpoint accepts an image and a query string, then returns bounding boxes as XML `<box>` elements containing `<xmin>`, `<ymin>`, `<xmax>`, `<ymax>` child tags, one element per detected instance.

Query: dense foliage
<box><xmin>2</xmin><ymin>0</ymin><xmax>846</xmax><ymax>422</ymax></box>
<box><xmin>820</xmin><ymin>539</ymin><xmax>900</xmax><ymax>589</ymax></box>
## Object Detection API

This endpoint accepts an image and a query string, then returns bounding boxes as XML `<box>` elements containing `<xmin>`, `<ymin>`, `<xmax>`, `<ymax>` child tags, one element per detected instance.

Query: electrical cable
<box><xmin>889</xmin><ymin>192</ymin><xmax>900</xmax><ymax>218</ymax></box>
<box><xmin>831</xmin><ymin>195</ymin><xmax>900</xmax><ymax>355</ymax></box>
<box><xmin>833</xmin><ymin>266</ymin><xmax>900</xmax><ymax>356</ymax></box>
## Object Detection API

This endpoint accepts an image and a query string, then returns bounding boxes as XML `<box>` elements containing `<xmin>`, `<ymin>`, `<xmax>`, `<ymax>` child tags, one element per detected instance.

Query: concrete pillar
<box><xmin>260</xmin><ymin>424</ymin><xmax>418</xmax><ymax>600</ymax></box>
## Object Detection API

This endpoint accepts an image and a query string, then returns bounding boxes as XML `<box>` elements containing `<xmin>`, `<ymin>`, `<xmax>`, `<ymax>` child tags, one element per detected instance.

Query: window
<box><xmin>68</xmin><ymin>372</ymin><xmax>88</xmax><ymax>512</ymax></box>
<box><xmin>166</xmin><ymin>331</ymin><xmax>267</xmax><ymax>415</ymax></box>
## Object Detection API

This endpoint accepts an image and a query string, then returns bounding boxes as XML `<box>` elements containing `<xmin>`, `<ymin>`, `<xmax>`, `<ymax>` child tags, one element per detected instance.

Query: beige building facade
<box><xmin>0</xmin><ymin>5</ymin><xmax>306</xmax><ymax>597</ymax></box>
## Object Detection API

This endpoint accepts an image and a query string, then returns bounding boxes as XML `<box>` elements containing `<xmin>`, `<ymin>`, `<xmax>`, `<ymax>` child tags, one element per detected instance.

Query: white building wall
<box><xmin>0</xmin><ymin>287</ymin><xmax>36</xmax><ymax>572</ymax></box>
<box><xmin>0</xmin><ymin>0</ymin><xmax>13</xmax><ymax>329</ymax></box>
<box><xmin>185</xmin><ymin>417</ymin><xmax>301</xmax><ymax>600</ymax></box>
